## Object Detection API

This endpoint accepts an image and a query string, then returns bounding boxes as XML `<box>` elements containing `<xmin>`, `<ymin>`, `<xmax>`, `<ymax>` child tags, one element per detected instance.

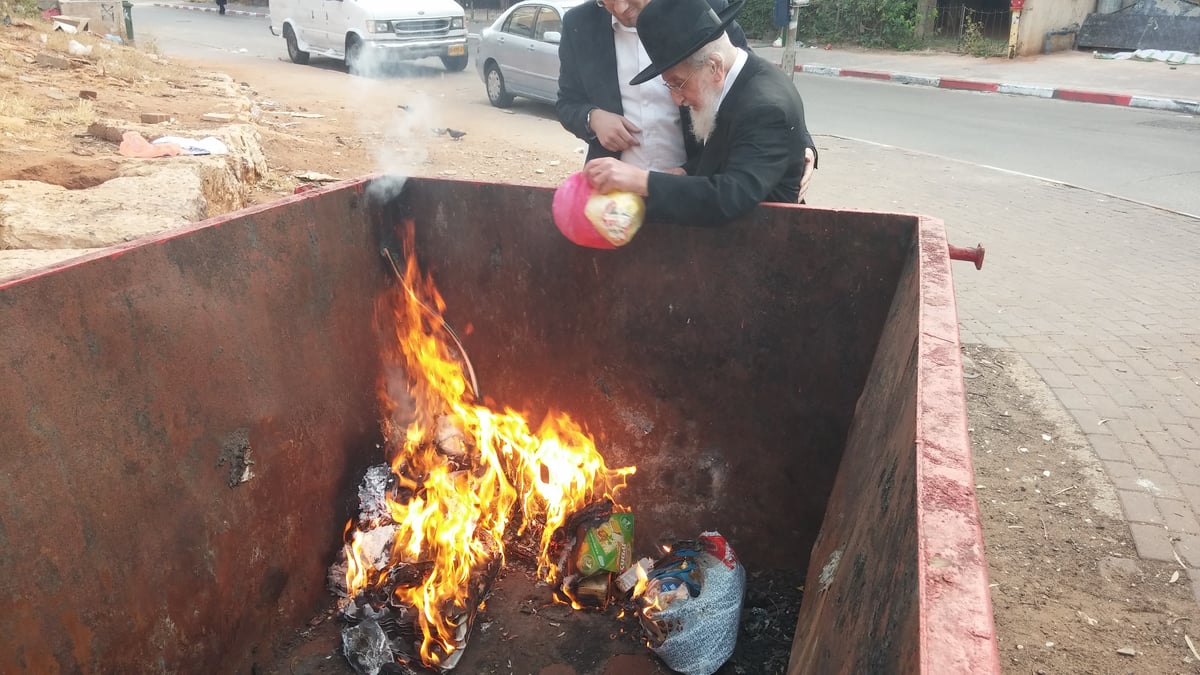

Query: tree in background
<box><xmin>914</xmin><ymin>0</ymin><xmax>936</xmax><ymax>38</ymax></box>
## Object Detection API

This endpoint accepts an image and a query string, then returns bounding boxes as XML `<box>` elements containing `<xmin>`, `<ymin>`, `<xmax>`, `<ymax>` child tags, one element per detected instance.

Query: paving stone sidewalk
<box><xmin>812</xmin><ymin>136</ymin><xmax>1200</xmax><ymax>599</ymax></box>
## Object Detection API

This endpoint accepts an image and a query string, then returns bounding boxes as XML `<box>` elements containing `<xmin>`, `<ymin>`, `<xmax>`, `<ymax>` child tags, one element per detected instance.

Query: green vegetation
<box><xmin>739</xmin><ymin>0</ymin><xmax>778</xmax><ymax>41</ymax></box>
<box><xmin>960</xmin><ymin>12</ymin><xmax>1007</xmax><ymax>57</ymax></box>
<box><xmin>797</xmin><ymin>0</ymin><xmax>922</xmax><ymax>50</ymax></box>
<box><xmin>3</xmin><ymin>0</ymin><xmax>42</xmax><ymax>18</ymax></box>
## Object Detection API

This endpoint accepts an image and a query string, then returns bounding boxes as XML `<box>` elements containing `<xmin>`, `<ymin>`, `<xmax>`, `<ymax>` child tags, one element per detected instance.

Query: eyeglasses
<box><xmin>662</xmin><ymin>66</ymin><xmax>699</xmax><ymax>93</ymax></box>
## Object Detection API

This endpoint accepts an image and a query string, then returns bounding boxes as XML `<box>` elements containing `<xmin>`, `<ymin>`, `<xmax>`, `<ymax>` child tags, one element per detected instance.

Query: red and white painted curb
<box><xmin>151</xmin><ymin>2</ymin><xmax>267</xmax><ymax>18</ymax></box>
<box><xmin>794</xmin><ymin>63</ymin><xmax>1200</xmax><ymax>115</ymax></box>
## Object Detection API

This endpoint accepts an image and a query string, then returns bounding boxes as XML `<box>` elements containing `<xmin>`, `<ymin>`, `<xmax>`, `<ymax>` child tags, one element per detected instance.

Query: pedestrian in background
<box><xmin>216</xmin><ymin>0</ymin><xmax>227</xmax><ymax>15</ymax></box>
<box><xmin>772</xmin><ymin>0</ymin><xmax>788</xmax><ymax>47</ymax></box>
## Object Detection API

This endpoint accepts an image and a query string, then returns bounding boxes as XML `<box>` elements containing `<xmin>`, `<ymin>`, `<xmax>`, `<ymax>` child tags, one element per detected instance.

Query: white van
<box><xmin>269</xmin><ymin>0</ymin><xmax>470</xmax><ymax>73</ymax></box>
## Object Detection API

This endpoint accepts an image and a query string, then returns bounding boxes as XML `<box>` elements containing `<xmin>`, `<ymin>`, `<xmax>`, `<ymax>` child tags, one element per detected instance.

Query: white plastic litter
<box><xmin>151</xmin><ymin>135</ymin><xmax>230</xmax><ymax>155</ymax></box>
<box><xmin>1093</xmin><ymin>49</ymin><xmax>1200</xmax><ymax>66</ymax></box>
<box><xmin>638</xmin><ymin>532</ymin><xmax>745</xmax><ymax>675</ymax></box>
<box><xmin>356</xmin><ymin>464</ymin><xmax>393</xmax><ymax>525</ymax></box>
<box><xmin>616</xmin><ymin>557</ymin><xmax>653</xmax><ymax>594</ymax></box>
<box><xmin>67</xmin><ymin>39</ymin><xmax>92</xmax><ymax>57</ymax></box>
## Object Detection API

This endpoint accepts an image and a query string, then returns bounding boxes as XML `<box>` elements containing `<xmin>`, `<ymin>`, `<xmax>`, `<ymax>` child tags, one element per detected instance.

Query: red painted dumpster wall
<box><xmin>788</xmin><ymin>217</ymin><xmax>998</xmax><ymax>673</ymax></box>
<box><xmin>0</xmin><ymin>184</ymin><xmax>385</xmax><ymax>672</ymax></box>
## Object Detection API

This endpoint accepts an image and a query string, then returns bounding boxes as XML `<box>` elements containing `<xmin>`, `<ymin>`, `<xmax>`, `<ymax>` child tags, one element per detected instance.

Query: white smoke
<box><xmin>346</xmin><ymin>48</ymin><xmax>440</xmax><ymax>204</ymax></box>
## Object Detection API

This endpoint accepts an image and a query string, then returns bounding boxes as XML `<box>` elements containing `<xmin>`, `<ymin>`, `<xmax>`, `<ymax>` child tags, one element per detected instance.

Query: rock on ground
<box><xmin>87</xmin><ymin>119</ymin><xmax>269</xmax><ymax>214</ymax></box>
<box><xmin>0</xmin><ymin>168</ymin><xmax>206</xmax><ymax>249</ymax></box>
<box><xmin>0</xmin><ymin>120</ymin><xmax>269</xmax><ymax>280</ymax></box>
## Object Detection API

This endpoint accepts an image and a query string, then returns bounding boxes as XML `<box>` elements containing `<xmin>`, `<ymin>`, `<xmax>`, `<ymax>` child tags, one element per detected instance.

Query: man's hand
<box><xmin>798</xmin><ymin>147</ymin><xmax>815</xmax><ymax>203</ymax></box>
<box><xmin>589</xmin><ymin>109</ymin><xmax>641</xmax><ymax>153</ymax></box>
<box><xmin>585</xmin><ymin>158</ymin><xmax>650</xmax><ymax>196</ymax></box>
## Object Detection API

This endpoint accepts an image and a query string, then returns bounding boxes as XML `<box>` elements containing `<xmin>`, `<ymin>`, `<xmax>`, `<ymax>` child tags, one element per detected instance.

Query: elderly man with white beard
<box><xmin>582</xmin><ymin>0</ymin><xmax>812</xmax><ymax>227</ymax></box>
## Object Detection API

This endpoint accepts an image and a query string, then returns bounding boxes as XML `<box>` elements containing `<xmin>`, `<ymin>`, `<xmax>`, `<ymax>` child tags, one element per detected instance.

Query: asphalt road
<box><xmin>132</xmin><ymin>5</ymin><xmax>1200</xmax><ymax>215</ymax></box>
<box><xmin>795</xmin><ymin>75</ymin><xmax>1200</xmax><ymax>217</ymax></box>
<box><xmin>131</xmin><ymin>4</ymin><xmax>276</xmax><ymax>62</ymax></box>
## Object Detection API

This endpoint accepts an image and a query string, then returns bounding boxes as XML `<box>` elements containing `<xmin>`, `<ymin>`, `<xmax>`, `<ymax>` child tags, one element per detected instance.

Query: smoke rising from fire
<box><xmin>346</xmin><ymin>50</ymin><xmax>436</xmax><ymax>204</ymax></box>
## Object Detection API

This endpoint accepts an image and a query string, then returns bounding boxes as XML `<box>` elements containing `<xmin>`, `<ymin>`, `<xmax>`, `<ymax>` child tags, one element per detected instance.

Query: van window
<box><xmin>503</xmin><ymin>6</ymin><xmax>538</xmax><ymax>39</ymax></box>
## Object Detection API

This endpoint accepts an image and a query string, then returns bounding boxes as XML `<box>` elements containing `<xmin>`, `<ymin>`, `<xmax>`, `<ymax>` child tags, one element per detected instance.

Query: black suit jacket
<box><xmin>556</xmin><ymin>0</ymin><xmax>750</xmax><ymax>163</ymax></box>
<box><xmin>645</xmin><ymin>54</ymin><xmax>811</xmax><ymax>226</ymax></box>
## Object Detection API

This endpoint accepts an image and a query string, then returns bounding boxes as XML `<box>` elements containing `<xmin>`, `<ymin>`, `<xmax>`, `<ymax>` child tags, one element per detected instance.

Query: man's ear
<box><xmin>708</xmin><ymin>54</ymin><xmax>724</xmax><ymax>79</ymax></box>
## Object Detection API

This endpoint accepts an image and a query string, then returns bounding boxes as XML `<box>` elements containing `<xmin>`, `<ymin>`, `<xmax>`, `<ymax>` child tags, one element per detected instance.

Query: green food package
<box><xmin>575</xmin><ymin>513</ymin><xmax>635</xmax><ymax>576</ymax></box>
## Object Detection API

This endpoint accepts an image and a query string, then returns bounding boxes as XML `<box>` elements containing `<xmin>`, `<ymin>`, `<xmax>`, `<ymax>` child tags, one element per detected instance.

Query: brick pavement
<box><xmin>812</xmin><ymin>136</ymin><xmax>1200</xmax><ymax>597</ymax></box>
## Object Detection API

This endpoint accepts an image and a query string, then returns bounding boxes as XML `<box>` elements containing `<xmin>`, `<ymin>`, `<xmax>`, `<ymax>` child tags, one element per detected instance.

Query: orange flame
<box><xmin>342</xmin><ymin>221</ymin><xmax>635</xmax><ymax>668</ymax></box>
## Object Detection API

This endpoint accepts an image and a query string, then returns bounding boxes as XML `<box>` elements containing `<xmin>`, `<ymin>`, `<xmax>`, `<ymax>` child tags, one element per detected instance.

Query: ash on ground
<box><xmin>268</xmin><ymin>553</ymin><xmax>804</xmax><ymax>675</ymax></box>
<box><xmin>717</xmin><ymin>569</ymin><xmax>804</xmax><ymax>675</ymax></box>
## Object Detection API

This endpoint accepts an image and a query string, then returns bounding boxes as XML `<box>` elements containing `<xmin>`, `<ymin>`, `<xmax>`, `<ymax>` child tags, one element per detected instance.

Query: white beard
<box><xmin>687</xmin><ymin>79</ymin><xmax>722</xmax><ymax>144</ymax></box>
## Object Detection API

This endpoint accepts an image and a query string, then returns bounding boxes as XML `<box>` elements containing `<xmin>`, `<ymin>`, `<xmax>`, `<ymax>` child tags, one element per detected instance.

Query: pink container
<box><xmin>551</xmin><ymin>172</ymin><xmax>616</xmax><ymax>250</ymax></box>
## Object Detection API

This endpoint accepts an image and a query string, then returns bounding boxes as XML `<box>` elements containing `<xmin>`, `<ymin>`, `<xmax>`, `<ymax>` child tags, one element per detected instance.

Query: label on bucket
<box><xmin>584</xmin><ymin>192</ymin><xmax>644</xmax><ymax>247</ymax></box>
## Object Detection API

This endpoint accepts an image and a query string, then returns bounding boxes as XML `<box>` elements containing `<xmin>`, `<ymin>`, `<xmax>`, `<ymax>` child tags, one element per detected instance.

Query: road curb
<box><xmin>150</xmin><ymin>2</ymin><xmax>267</xmax><ymax>18</ymax></box>
<box><xmin>792</xmin><ymin>63</ymin><xmax>1200</xmax><ymax>114</ymax></box>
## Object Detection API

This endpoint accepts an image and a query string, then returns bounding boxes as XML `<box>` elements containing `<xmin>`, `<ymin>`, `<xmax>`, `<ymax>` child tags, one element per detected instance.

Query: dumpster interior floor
<box><xmin>265</xmin><ymin>558</ymin><xmax>803</xmax><ymax>675</ymax></box>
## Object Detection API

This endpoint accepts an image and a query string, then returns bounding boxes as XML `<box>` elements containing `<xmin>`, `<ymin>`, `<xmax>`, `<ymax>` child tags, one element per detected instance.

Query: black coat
<box><xmin>556</xmin><ymin>0</ymin><xmax>750</xmax><ymax>163</ymax></box>
<box><xmin>644</xmin><ymin>54</ymin><xmax>811</xmax><ymax>226</ymax></box>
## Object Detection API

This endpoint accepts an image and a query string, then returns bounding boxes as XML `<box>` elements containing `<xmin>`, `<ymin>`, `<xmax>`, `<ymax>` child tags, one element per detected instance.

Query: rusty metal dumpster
<box><xmin>0</xmin><ymin>177</ymin><xmax>999</xmax><ymax>674</ymax></box>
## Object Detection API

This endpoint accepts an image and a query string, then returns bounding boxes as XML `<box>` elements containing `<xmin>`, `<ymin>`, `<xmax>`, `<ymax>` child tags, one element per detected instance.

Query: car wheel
<box><xmin>284</xmin><ymin>25</ymin><xmax>309</xmax><ymax>65</ymax></box>
<box><xmin>441</xmin><ymin>53</ymin><xmax>469</xmax><ymax>73</ymax></box>
<box><xmin>485</xmin><ymin>62</ymin><xmax>514</xmax><ymax>108</ymax></box>
<box><xmin>345</xmin><ymin>36</ymin><xmax>364</xmax><ymax>76</ymax></box>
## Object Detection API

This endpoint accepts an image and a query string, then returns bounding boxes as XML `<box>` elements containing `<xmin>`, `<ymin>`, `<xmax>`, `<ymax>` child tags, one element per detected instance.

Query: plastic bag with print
<box><xmin>551</xmin><ymin>172</ymin><xmax>645</xmax><ymax>249</ymax></box>
<box><xmin>637</xmin><ymin>531</ymin><xmax>745</xmax><ymax>675</ymax></box>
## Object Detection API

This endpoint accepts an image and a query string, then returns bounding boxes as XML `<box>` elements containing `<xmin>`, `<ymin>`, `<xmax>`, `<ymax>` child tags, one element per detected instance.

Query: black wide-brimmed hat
<box><xmin>629</xmin><ymin>0</ymin><xmax>745</xmax><ymax>86</ymax></box>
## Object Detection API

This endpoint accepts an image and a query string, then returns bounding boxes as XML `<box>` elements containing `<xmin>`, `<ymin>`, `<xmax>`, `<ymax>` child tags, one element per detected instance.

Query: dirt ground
<box><xmin>0</xmin><ymin>19</ymin><xmax>578</xmax><ymax>214</ymax></box>
<box><xmin>965</xmin><ymin>344</ymin><xmax>1200</xmax><ymax>674</ymax></box>
<box><xmin>0</xmin><ymin>23</ymin><xmax>227</xmax><ymax>184</ymax></box>
<box><xmin>3</xmin><ymin>15</ymin><xmax>1199</xmax><ymax>674</ymax></box>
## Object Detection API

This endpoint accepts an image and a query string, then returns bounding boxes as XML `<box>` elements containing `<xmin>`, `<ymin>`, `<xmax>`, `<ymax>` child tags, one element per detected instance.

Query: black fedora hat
<box><xmin>629</xmin><ymin>0</ymin><xmax>745</xmax><ymax>86</ymax></box>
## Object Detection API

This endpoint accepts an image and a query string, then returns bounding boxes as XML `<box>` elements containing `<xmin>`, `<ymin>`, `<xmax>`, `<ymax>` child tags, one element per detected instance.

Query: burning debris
<box><xmin>545</xmin><ymin>499</ymin><xmax>636</xmax><ymax>610</ymax></box>
<box><xmin>330</xmin><ymin>454</ymin><xmax>504</xmax><ymax>673</ymax></box>
<box><xmin>328</xmin><ymin>222</ymin><xmax>635</xmax><ymax>674</ymax></box>
<box><xmin>356</xmin><ymin>464</ymin><xmax>395</xmax><ymax>525</ymax></box>
<box><xmin>321</xmin><ymin>222</ymin><xmax>757</xmax><ymax>675</ymax></box>
<box><xmin>341</xmin><ymin>611</ymin><xmax>407</xmax><ymax>675</ymax></box>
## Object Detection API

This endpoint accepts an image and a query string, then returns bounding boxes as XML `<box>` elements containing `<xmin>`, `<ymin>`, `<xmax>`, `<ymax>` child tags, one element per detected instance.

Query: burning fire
<box><xmin>340</xmin><ymin>221</ymin><xmax>635</xmax><ymax>668</ymax></box>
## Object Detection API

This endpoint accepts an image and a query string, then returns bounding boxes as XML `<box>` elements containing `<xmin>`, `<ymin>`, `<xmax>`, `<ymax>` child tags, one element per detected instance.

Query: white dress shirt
<box><xmin>611</xmin><ymin>18</ymin><xmax>688</xmax><ymax>172</ymax></box>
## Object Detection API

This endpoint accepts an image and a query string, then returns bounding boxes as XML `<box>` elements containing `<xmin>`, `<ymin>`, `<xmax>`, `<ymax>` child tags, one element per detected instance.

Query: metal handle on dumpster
<box><xmin>948</xmin><ymin>243</ymin><xmax>985</xmax><ymax>270</ymax></box>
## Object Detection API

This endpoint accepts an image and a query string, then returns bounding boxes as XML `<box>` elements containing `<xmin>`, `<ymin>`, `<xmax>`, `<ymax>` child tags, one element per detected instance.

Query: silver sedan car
<box><xmin>474</xmin><ymin>0</ymin><xmax>585</xmax><ymax>107</ymax></box>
